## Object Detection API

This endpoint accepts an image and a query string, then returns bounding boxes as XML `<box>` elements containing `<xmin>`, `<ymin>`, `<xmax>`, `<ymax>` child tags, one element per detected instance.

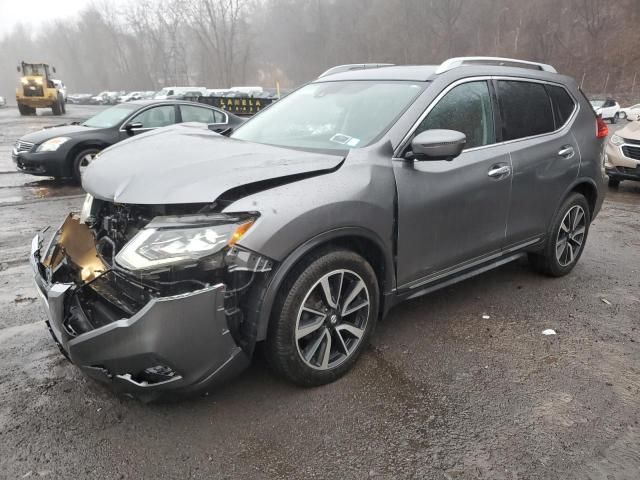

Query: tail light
<box><xmin>596</xmin><ymin>115</ymin><xmax>609</xmax><ymax>138</ymax></box>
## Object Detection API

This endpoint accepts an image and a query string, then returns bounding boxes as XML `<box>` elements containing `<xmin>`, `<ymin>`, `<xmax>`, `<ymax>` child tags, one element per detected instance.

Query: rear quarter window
<box><xmin>547</xmin><ymin>85</ymin><xmax>576</xmax><ymax>127</ymax></box>
<box><xmin>497</xmin><ymin>80</ymin><xmax>555</xmax><ymax>141</ymax></box>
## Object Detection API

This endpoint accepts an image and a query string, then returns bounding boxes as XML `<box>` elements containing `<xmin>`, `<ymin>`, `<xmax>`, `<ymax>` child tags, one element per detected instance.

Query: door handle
<box><xmin>488</xmin><ymin>165</ymin><xmax>511</xmax><ymax>178</ymax></box>
<box><xmin>558</xmin><ymin>145</ymin><xmax>575</xmax><ymax>159</ymax></box>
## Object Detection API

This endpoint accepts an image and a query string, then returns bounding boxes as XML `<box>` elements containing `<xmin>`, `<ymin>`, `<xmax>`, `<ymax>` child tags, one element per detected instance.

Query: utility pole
<box><xmin>603</xmin><ymin>72</ymin><xmax>610</xmax><ymax>94</ymax></box>
<box><xmin>632</xmin><ymin>72</ymin><xmax>638</xmax><ymax>96</ymax></box>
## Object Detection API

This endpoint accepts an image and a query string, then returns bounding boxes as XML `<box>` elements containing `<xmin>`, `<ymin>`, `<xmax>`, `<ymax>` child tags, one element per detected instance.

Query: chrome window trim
<box><xmin>393</xmin><ymin>75</ymin><xmax>579</xmax><ymax>159</ymax></box>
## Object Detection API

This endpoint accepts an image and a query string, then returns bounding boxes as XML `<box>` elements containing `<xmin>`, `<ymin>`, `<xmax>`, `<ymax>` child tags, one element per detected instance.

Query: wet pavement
<box><xmin>0</xmin><ymin>108</ymin><xmax>639</xmax><ymax>479</ymax></box>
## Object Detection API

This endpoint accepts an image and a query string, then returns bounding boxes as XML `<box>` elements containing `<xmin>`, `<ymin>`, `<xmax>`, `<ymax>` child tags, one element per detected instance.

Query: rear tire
<box><xmin>265</xmin><ymin>249</ymin><xmax>379</xmax><ymax>387</ymax></box>
<box><xmin>608</xmin><ymin>177</ymin><xmax>620</xmax><ymax>188</ymax></box>
<box><xmin>528</xmin><ymin>193</ymin><xmax>591</xmax><ymax>277</ymax></box>
<box><xmin>71</xmin><ymin>148</ymin><xmax>100</xmax><ymax>183</ymax></box>
<box><xmin>619</xmin><ymin>111</ymin><xmax>627</xmax><ymax>120</ymax></box>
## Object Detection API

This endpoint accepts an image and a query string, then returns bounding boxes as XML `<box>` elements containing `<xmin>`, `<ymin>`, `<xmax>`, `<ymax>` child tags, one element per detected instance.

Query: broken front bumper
<box><xmin>30</xmin><ymin>232</ymin><xmax>250</xmax><ymax>396</ymax></box>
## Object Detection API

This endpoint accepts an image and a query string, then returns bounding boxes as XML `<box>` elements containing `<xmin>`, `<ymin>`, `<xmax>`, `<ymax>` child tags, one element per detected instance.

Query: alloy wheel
<box><xmin>555</xmin><ymin>205</ymin><xmax>586</xmax><ymax>267</ymax></box>
<box><xmin>295</xmin><ymin>269</ymin><xmax>370</xmax><ymax>370</ymax></box>
<box><xmin>78</xmin><ymin>152</ymin><xmax>97</xmax><ymax>176</ymax></box>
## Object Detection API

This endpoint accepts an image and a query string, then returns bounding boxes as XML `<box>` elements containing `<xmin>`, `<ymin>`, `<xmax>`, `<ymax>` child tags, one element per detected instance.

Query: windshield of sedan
<box><xmin>231</xmin><ymin>81</ymin><xmax>425</xmax><ymax>152</ymax></box>
<box><xmin>82</xmin><ymin>103</ymin><xmax>140</xmax><ymax>128</ymax></box>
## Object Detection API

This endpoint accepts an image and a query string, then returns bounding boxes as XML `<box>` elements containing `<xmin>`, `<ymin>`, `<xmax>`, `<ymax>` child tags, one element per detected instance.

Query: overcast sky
<box><xmin>0</xmin><ymin>0</ymin><xmax>94</xmax><ymax>36</ymax></box>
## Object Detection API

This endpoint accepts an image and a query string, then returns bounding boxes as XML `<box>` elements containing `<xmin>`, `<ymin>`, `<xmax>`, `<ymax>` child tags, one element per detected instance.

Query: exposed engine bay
<box><xmin>38</xmin><ymin>197</ymin><xmax>273</xmax><ymax>353</ymax></box>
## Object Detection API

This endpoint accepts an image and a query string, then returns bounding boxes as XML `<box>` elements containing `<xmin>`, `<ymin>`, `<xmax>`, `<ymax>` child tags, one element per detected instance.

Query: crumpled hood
<box><xmin>82</xmin><ymin>123</ymin><xmax>343</xmax><ymax>204</ymax></box>
<box><xmin>20</xmin><ymin>124</ymin><xmax>94</xmax><ymax>144</ymax></box>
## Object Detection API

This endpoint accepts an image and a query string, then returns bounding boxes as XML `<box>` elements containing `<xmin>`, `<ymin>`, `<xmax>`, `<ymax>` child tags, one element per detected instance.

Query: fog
<box><xmin>1</xmin><ymin>0</ymin><xmax>638</xmax><ymax>99</ymax></box>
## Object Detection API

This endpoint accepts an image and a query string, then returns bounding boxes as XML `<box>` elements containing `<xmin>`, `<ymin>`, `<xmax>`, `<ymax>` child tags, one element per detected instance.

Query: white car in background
<box><xmin>619</xmin><ymin>103</ymin><xmax>640</xmax><ymax>121</ymax></box>
<box><xmin>590</xmin><ymin>98</ymin><xmax>622</xmax><ymax>123</ymax></box>
<box><xmin>118</xmin><ymin>91</ymin><xmax>143</xmax><ymax>102</ymax></box>
<box><xmin>0</xmin><ymin>95</ymin><xmax>6</xmax><ymax>107</ymax></box>
<box><xmin>51</xmin><ymin>79</ymin><xmax>67</xmax><ymax>102</ymax></box>
<box><xmin>154</xmin><ymin>86</ymin><xmax>207</xmax><ymax>100</ymax></box>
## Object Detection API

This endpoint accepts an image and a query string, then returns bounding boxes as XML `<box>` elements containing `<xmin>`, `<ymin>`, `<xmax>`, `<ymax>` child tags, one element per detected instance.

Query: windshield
<box><xmin>22</xmin><ymin>64</ymin><xmax>46</xmax><ymax>76</ymax></box>
<box><xmin>590</xmin><ymin>100</ymin><xmax>605</xmax><ymax>108</ymax></box>
<box><xmin>82</xmin><ymin>103</ymin><xmax>139</xmax><ymax>128</ymax></box>
<box><xmin>231</xmin><ymin>81</ymin><xmax>425</xmax><ymax>151</ymax></box>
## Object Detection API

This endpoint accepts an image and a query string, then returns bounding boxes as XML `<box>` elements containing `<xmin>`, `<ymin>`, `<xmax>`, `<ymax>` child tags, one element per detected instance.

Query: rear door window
<box><xmin>180</xmin><ymin>105</ymin><xmax>225</xmax><ymax>124</ymax></box>
<box><xmin>497</xmin><ymin>80</ymin><xmax>554</xmax><ymax>141</ymax></box>
<box><xmin>546</xmin><ymin>85</ymin><xmax>576</xmax><ymax>128</ymax></box>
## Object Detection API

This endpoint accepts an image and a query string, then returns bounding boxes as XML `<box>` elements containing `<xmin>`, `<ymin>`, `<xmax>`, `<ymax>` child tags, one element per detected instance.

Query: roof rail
<box><xmin>436</xmin><ymin>57</ymin><xmax>557</xmax><ymax>74</ymax></box>
<box><xmin>318</xmin><ymin>63</ymin><xmax>395</xmax><ymax>78</ymax></box>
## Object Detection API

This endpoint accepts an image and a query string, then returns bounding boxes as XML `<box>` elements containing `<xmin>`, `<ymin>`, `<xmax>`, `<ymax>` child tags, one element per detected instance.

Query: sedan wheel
<box><xmin>72</xmin><ymin>148</ymin><xmax>100</xmax><ymax>182</ymax></box>
<box><xmin>78</xmin><ymin>152</ymin><xmax>96</xmax><ymax>175</ymax></box>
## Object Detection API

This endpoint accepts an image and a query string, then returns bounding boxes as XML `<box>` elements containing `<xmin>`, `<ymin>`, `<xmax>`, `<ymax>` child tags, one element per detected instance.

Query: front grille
<box><xmin>623</xmin><ymin>137</ymin><xmax>640</xmax><ymax>146</ymax></box>
<box><xmin>622</xmin><ymin>145</ymin><xmax>640</xmax><ymax>160</ymax></box>
<box><xmin>23</xmin><ymin>84</ymin><xmax>44</xmax><ymax>97</ymax></box>
<box><xmin>15</xmin><ymin>140</ymin><xmax>34</xmax><ymax>153</ymax></box>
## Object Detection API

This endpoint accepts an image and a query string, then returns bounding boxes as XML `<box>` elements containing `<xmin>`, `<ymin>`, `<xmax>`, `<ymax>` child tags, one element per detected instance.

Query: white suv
<box><xmin>591</xmin><ymin>98</ymin><xmax>621</xmax><ymax>123</ymax></box>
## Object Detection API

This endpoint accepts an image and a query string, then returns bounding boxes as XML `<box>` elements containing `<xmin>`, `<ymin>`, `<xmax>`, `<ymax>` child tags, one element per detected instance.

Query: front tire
<box><xmin>611</xmin><ymin>114</ymin><xmax>619</xmax><ymax>124</ymax></box>
<box><xmin>528</xmin><ymin>193</ymin><xmax>591</xmax><ymax>277</ymax></box>
<box><xmin>18</xmin><ymin>103</ymin><xmax>35</xmax><ymax>115</ymax></box>
<box><xmin>71</xmin><ymin>148</ymin><xmax>100</xmax><ymax>182</ymax></box>
<box><xmin>265</xmin><ymin>249</ymin><xmax>379</xmax><ymax>387</ymax></box>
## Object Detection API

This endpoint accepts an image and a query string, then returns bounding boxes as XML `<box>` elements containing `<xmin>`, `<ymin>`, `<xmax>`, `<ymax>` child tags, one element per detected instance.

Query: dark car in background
<box><xmin>13</xmin><ymin>100</ymin><xmax>242</xmax><ymax>181</ymax></box>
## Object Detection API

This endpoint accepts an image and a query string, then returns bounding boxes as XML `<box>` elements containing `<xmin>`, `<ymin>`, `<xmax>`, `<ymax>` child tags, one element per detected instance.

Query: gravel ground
<box><xmin>0</xmin><ymin>105</ymin><xmax>639</xmax><ymax>479</ymax></box>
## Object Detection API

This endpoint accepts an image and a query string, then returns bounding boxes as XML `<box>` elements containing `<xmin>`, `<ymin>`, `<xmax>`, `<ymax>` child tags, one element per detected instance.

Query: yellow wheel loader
<box><xmin>16</xmin><ymin>62</ymin><xmax>66</xmax><ymax>116</ymax></box>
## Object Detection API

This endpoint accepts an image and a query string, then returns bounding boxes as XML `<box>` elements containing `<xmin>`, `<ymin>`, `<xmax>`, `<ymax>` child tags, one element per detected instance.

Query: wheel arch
<box><xmin>253</xmin><ymin>227</ymin><xmax>395</xmax><ymax>342</ymax></box>
<box><xmin>565</xmin><ymin>178</ymin><xmax>599</xmax><ymax>218</ymax></box>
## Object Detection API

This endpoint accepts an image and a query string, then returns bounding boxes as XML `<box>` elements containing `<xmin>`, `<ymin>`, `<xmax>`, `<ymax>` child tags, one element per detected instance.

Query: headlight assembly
<box><xmin>115</xmin><ymin>214</ymin><xmax>257</xmax><ymax>272</ymax></box>
<box><xmin>611</xmin><ymin>134</ymin><xmax>624</xmax><ymax>147</ymax></box>
<box><xmin>36</xmin><ymin>137</ymin><xmax>71</xmax><ymax>152</ymax></box>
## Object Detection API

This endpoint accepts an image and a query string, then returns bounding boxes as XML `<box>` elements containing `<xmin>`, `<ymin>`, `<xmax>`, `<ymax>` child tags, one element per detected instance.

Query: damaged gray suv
<box><xmin>31</xmin><ymin>57</ymin><xmax>606</xmax><ymax>398</ymax></box>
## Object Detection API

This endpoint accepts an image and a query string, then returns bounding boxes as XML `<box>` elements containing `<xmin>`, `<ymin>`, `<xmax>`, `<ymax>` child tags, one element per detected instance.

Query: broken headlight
<box><xmin>115</xmin><ymin>213</ymin><xmax>257</xmax><ymax>272</ymax></box>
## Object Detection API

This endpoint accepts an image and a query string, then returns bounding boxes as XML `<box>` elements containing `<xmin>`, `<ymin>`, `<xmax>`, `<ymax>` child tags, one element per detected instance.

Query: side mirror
<box><xmin>209</xmin><ymin>124</ymin><xmax>231</xmax><ymax>135</ymax></box>
<box><xmin>124</xmin><ymin>122</ymin><xmax>143</xmax><ymax>132</ymax></box>
<box><xmin>410</xmin><ymin>129</ymin><xmax>466</xmax><ymax>161</ymax></box>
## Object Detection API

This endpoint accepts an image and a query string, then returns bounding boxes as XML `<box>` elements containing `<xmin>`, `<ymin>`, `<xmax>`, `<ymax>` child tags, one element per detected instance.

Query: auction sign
<box><xmin>190</xmin><ymin>96</ymin><xmax>276</xmax><ymax>115</ymax></box>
